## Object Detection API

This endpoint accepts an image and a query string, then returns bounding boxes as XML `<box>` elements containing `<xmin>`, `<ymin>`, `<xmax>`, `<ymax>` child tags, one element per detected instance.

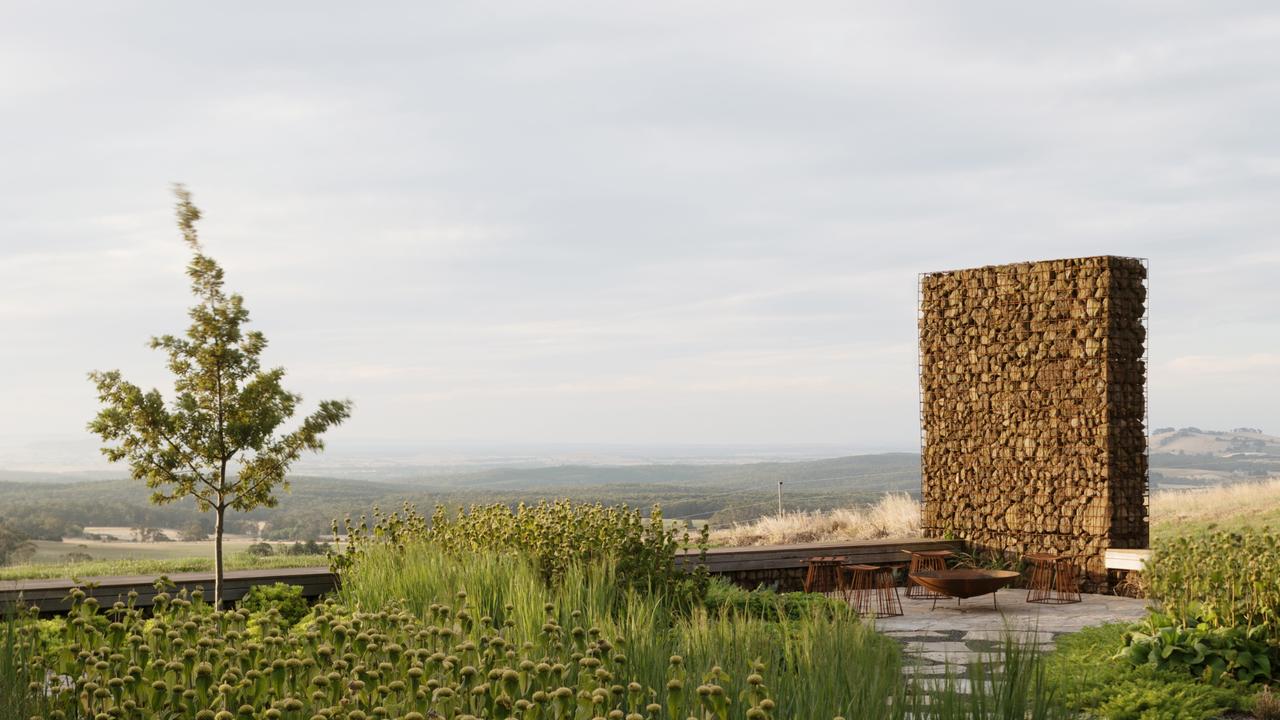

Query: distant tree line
<box><xmin>0</xmin><ymin>520</ymin><xmax>36</xmax><ymax>565</ymax></box>
<box><xmin>0</xmin><ymin>452</ymin><xmax>932</xmax><ymax>547</ymax></box>
<box><xmin>246</xmin><ymin>540</ymin><xmax>330</xmax><ymax>557</ymax></box>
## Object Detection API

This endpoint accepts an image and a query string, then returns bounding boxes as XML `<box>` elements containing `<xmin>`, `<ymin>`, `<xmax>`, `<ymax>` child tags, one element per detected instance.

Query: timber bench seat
<box><xmin>678</xmin><ymin>537</ymin><xmax>961</xmax><ymax>574</ymax></box>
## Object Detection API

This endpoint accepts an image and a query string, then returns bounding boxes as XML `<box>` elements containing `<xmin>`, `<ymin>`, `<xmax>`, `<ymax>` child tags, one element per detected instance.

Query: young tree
<box><xmin>88</xmin><ymin>185</ymin><xmax>352</xmax><ymax>607</ymax></box>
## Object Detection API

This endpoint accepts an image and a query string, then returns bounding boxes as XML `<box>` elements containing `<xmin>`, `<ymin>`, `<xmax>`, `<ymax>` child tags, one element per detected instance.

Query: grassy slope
<box><xmin>1153</xmin><ymin>505</ymin><xmax>1280</xmax><ymax>543</ymax></box>
<box><xmin>26</xmin><ymin>537</ymin><xmax>278</xmax><ymax>563</ymax></box>
<box><xmin>1149</xmin><ymin>477</ymin><xmax>1280</xmax><ymax>543</ymax></box>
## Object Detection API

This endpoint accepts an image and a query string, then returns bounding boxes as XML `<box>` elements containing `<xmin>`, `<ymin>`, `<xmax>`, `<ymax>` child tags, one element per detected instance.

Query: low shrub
<box><xmin>1121</xmin><ymin>610</ymin><xmax>1273</xmax><ymax>684</ymax></box>
<box><xmin>245</xmin><ymin>541</ymin><xmax>275</xmax><ymax>557</ymax></box>
<box><xmin>702</xmin><ymin>578</ymin><xmax>849</xmax><ymax>620</ymax></box>
<box><xmin>1047</xmin><ymin>623</ymin><xmax>1248</xmax><ymax>720</ymax></box>
<box><xmin>238</xmin><ymin>581</ymin><xmax>310</xmax><ymax>628</ymax></box>
<box><xmin>952</xmin><ymin>548</ymin><xmax>1024</xmax><ymax>575</ymax></box>
<box><xmin>1255</xmin><ymin>686</ymin><xmax>1280</xmax><ymax>720</ymax></box>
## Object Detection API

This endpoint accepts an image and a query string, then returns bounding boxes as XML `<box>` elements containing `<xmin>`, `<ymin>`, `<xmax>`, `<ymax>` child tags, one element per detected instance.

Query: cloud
<box><xmin>1</xmin><ymin>2</ymin><xmax>1279</xmax><ymax>461</ymax></box>
<box><xmin>1166</xmin><ymin>354</ymin><xmax>1280</xmax><ymax>375</ymax></box>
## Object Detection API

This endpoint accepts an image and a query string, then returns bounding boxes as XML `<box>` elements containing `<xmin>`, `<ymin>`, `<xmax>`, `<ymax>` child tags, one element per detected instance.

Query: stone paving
<box><xmin>868</xmin><ymin>589</ymin><xmax>1148</xmax><ymax>680</ymax></box>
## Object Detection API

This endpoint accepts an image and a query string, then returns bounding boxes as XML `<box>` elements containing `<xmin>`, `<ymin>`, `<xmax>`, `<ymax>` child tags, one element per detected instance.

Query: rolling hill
<box><xmin>0</xmin><ymin>453</ymin><xmax>923</xmax><ymax>541</ymax></box>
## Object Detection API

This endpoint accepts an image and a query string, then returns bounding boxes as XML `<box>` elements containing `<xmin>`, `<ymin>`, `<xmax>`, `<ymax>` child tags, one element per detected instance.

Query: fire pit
<box><xmin>908</xmin><ymin>569</ymin><xmax>1021</xmax><ymax>610</ymax></box>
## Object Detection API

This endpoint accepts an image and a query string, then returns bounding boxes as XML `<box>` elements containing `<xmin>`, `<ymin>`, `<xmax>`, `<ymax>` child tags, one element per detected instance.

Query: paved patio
<box><xmin>869</xmin><ymin>589</ymin><xmax>1148</xmax><ymax>678</ymax></box>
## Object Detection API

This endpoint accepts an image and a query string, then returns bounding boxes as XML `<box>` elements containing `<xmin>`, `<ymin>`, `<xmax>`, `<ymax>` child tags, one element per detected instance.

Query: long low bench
<box><xmin>1</xmin><ymin>537</ymin><xmax>964</xmax><ymax>615</ymax></box>
<box><xmin>681</xmin><ymin>537</ymin><xmax>964</xmax><ymax>574</ymax></box>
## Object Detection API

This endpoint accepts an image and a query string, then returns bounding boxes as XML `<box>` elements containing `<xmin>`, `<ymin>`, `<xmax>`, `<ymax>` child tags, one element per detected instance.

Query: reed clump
<box><xmin>332</xmin><ymin>500</ymin><xmax>709</xmax><ymax>602</ymax></box>
<box><xmin>712</xmin><ymin>493</ymin><xmax>920</xmax><ymax>547</ymax></box>
<box><xmin>336</xmin><ymin>540</ymin><xmax>907</xmax><ymax>717</ymax></box>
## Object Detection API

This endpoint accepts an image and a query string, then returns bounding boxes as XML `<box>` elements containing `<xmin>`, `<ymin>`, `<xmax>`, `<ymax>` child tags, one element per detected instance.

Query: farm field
<box><xmin>2</xmin><ymin>529</ymin><xmax>333</xmax><ymax>581</ymax></box>
<box><xmin>26</xmin><ymin>527</ymin><xmax>264</xmax><ymax>564</ymax></box>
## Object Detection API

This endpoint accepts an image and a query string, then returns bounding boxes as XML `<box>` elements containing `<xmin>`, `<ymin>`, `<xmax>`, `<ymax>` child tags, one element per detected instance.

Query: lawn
<box><xmin>1149</xmin><ymin>477</ymin><xmax>1280</xmax><ymax>543</ymax></box>
<box><xmin>3</xmin><ymin>530</ymin><xmax>334</xmax><ymax>581</ymax></box>
<box><xmin>0</xmin><ymin>551</ymin><xmax>330</xmax><ymax>581</ymax></box>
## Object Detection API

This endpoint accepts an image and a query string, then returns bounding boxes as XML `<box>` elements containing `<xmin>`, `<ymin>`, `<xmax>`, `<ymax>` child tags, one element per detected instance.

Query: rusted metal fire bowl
<box><xmin>909</xmin><ymin>569</ymin><xmax>1020</xmax><ymax>599</ymax></box>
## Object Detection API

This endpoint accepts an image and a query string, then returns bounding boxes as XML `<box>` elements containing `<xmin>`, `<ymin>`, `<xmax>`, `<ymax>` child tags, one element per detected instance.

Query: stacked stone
<box><xmin>918</xmin><ymin>256</ymin><xmax>1148</xmax><ymax>588</ymax></box>
<box><xmin>1106</xmin><ymin>260</ymin><xmax>1149</xmax><ymax>550</ymax></box>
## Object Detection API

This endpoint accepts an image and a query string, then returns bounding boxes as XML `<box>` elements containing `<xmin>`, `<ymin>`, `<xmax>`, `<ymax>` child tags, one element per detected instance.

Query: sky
<box><xmin>2</xmin><ymin>2</ymin><xmax>1279</xmax><ymax>469</ymax></box>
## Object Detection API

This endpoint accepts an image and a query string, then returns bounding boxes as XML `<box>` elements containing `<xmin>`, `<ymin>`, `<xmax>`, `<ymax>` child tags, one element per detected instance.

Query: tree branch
<box><xmin>228</xmin><ymin>465</ymin><xmax>284</xmax><ymax>507</ymax></box>
<box><xmin>153</xmin><ymin>427</ymin><xmax>220</xmax><ymax>496</ymax></box>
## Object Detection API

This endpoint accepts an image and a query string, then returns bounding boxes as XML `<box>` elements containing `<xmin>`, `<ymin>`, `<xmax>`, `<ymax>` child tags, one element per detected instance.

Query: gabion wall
<box><xmin>919</xmin><ymin>256</ymin><xmax>1148</xmax><ymax>586</ymax></box>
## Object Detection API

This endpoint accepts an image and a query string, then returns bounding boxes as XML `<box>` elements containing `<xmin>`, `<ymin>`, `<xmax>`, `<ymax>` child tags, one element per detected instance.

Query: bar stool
<box><xmin>903</xmin><ymin>549</ymin><xmax>954</xmax><ymax>599</ymax></box>
<box><xmin>1024</xmin><ymin>552</ymin><xmax>1081</xmax><ymax>604</ymax></box>
<box><xmin>803</xmin><ymin>555</ymin><xmax>846</xmax><ymax>594</ymax></box>
<box><xmin>842</xmin><ymin>564</ymin><xmax>903</xmax><ymax>618</ymax></box>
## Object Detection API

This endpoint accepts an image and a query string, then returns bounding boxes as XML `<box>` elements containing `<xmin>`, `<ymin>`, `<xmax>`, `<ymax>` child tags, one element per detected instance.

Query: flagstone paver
<box><xmin>867</xmin><ymin>589</ymin><xmax>1148</xmax><ymax>678</ymax></box>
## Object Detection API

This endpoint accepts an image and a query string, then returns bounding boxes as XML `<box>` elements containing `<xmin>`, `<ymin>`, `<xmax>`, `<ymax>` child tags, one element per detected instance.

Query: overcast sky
<box><xmin>2</xmin><ymin>2</ymin><xmax>1278</xmax><ymax>468</ymax></box>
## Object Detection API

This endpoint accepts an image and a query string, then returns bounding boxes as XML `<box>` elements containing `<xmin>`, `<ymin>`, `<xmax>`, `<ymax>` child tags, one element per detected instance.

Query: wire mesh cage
<box><xmin>915</xmin><ymin>256</ymin><xmax>1150</xmax><ymax>580</ymax></box>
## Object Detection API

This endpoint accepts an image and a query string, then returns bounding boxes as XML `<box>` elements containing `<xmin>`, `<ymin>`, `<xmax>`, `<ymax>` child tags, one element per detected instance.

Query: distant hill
<box><xmin>0</xmin><ymin>453</ymin><xmax>923</xmax><ymax>540</ymax></box>
<box><xmin>0</xmin><ymin>469</ymin><xmax>120</xmax><ymax>484</ymax></box>
<box><xmin>1149</xmin><ymin>427</ymin><xmax>1280</xmax><ymax>489</ymax></box>
<box><xmin>1150</xmin><ymin>427</ymin><xmax>1280</xmax><ymax>457</ymax></box>
<box><xmin>410</xmin><ymin>452</ymin><xmax>921</xmax><ymax>493</ymax></box>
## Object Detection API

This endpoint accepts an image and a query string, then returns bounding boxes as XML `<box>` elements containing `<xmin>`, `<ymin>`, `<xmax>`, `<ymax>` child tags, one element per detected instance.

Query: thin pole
<box><xmin>777</xmin><ymin>481</ymin><xmax>783</xmax><ymax>515</ymax></box>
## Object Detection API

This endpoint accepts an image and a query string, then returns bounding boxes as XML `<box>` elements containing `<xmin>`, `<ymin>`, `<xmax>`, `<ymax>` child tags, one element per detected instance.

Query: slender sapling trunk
<box><xmin>214</xmin><ymin>505</ymin><xmax>225</xmax><ymax>609</ymax></box>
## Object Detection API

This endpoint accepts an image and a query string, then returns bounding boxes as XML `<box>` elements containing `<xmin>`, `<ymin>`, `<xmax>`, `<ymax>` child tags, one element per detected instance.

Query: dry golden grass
<box><xmin>1149</xmin><ymin>477</ymin><xmax>1280</xmax><ymax>530</ymax></box>
<box><xmin>711</xmin><ymin>493</ymin><xmax>920</xmax><ymax>546</ymax></box>
<box><xmin>712</xmin><ymin>478</ymin><xmax>1280</xmax><ymax>547</ymax></box>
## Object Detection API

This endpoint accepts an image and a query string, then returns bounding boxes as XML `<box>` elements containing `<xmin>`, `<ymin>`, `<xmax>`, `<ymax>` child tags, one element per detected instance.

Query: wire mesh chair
<box><xmin>842</xmin><ymin>563</ymin><xmax>903</xmax><ymax>618</ymax></box>
<box><xmin>803</xmin><ymin>555</ymin><xmax>846</xmax><ymax>594</ymax></box>
<box><xmin>904</xmin><ymin>549</ymin><xmax>954</xmax><ymax>599</ymax></box>
<box><xmin>1024</xmin><ymin>552</ymin><xmax>1081</xmax><ymax>604</ymax></box>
